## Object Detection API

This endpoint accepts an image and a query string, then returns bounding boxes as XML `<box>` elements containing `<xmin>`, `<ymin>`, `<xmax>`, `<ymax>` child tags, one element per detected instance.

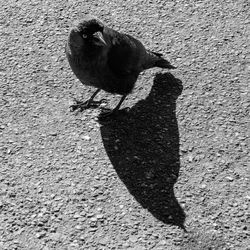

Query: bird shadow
<box><xmin>99</xmin><ymin>72</ymin><xmax>185</xmax><ymax>229</ymax></box>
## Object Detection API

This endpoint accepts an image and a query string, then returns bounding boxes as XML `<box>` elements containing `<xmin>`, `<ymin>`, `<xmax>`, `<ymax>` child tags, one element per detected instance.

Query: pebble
<box><xmin>50</xmin><ymin>233</ymin><xmax>61</xmax><ymax>241</ymax></box>
<box><xmin>82</xmin><ymin>135</ymin><xmax>91</xmax><ymax>141</ymax></box>
<box><xmin>129</xmin><ymin>235</ymin><xmax>138</xmax><ymax>243</ymax></box>
<box><xmin>188</xmin><ymin>155</ymin><xmax>193</xmax><ymax>162</ymax></box>
<box><xmin>73</xmin><ymin>213</ymin><xmax>82</xmax><ymax>218</ymax></box>
<box><xmin>90</xmin><ymin>217</ymin><xmax>97</xmax><ymax>222</ymax></box>
<box><xmin>159</xmin><ymin>240</ymin><xmax>167</xmax><ymax>245</ymax></box>
<box><xmin>36</xmin><ymin>231</ymin><xmax>46</xmax><ymax>239</ymax></box>
<box><xmin>96</xmin><ymin>214</ymin><xmax>104</xmax><ymax>219</ymax></box>
<box><xmin>99</xmin><ymin>236</ymin><xmax>109</xmax><ymax>245</ymax></box>
<box><xmin>75</xmin><ymin>225</ymin><xmax>82</xmax><ymax>230</ymax></box>
<box><xmin>225</xmin><ymin>176</ymin><xmax>234</xmax><ymax>181</ymax></box>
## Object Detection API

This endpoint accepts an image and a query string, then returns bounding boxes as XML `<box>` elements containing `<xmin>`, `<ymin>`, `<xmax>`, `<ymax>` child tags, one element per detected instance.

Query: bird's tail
<box><xmin>144</xmin><ymin>50</ymin><xmax>176</xmax><ymax>69</ymax></box>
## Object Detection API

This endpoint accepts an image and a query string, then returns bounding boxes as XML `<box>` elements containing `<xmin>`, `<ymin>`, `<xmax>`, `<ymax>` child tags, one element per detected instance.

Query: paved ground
<box><xmin>0</xmin><ymin>0</ymin><xmax>249</xmax><ymax>249</ymax></box>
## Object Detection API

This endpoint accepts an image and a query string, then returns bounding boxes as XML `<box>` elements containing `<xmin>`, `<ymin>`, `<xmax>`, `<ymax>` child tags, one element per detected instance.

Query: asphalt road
<box><xmin>0</xmin><ymin>0</ymin><xmax>249</xmax><ymax>249</ymax></box>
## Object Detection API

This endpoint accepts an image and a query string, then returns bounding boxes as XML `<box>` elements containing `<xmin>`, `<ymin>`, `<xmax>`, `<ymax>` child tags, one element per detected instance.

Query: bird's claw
<box><xmin>70</xmin><ymin>100</ymin><xmax>90</xmax><ymax>112</ymax></box>
<box><xmin>70</xmin><ymin>99</ymin><xmax>107</xmax><ymax>112</ymax></box>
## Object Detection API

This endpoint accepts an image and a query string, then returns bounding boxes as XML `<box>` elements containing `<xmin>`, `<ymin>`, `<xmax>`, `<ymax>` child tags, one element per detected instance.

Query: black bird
<box><xmin>65</xmin><ymin>17</ymin><xmax>176</xmax><ymax>117</ymax></box>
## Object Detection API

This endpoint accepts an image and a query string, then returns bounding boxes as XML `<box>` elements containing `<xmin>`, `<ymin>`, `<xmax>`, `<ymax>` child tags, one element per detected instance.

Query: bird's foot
<box><xmin>98</xmin><ymin>107</ymin><xmax>129</xmax><ymax>120</ymax></box>
<box><xmin>70</xmin><ymin>99</ymin><xmax>106</xmax><ymax>112</ymax></box>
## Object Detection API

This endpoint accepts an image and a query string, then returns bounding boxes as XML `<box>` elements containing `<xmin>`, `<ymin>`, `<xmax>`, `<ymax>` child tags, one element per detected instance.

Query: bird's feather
<box><xmin>66</xmin><ymin>18</ymin><xmax>176</xmax><ymax>96</ymax></box>
<box><xmin>105</xmin><ymin>28</ymin><xmax>143</xmax><ymax>76</ymax></box>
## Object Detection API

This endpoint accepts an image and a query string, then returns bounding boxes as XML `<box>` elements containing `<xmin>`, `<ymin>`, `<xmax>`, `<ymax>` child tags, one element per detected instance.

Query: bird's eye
<box><xmin>82</xmin><ymin>34</ymin><xmax>87</xmax><ymax>39</ymax></box>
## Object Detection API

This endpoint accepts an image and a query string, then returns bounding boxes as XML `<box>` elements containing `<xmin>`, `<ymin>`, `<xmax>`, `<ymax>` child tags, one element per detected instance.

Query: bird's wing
<box><xmin>105</xmin><ymin>28</ymin><xmax>145</xmax><ymax>77</ymax></box>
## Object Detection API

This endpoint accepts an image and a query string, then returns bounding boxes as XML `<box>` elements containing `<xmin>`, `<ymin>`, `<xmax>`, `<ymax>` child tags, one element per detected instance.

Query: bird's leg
<box><xmin>99</xmin><ymin>95</ymin><xmax>128</xmax><ymax>118</ymax></box>
<box><xmin>113</xmin><ymin>95</ymin><xmax>127</xmax><ymax>111</ymax></box>
<box><xmin>70</xmin><ymin>89</ymin><xmax>102</xmax><ymax>111</ymax></box>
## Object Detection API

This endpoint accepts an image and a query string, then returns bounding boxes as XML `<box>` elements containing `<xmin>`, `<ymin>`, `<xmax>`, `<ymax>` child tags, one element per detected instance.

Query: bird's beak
<box><xmin>93</xmin><ymin>31</ymin><xmax>107</xmax><ymax>46</ymax></box>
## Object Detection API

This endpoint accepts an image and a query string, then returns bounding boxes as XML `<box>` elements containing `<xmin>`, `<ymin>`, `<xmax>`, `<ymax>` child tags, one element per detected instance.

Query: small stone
<box><xmin>80</xmin><ymin>234</ymin><xmax>86</xmax><ymax>240</ymax></box>
<box><xmin>82</xmin><ymin>135</ymin><xmax>91</xmax><ymax>141</ymax></box>
<box><xmin>69</xmin><ymin>243</ymin><xmax>79</xmax><ymax>249</ymax></box>
<box><xmin>129</xmin><ymin>235</ymin><xmax>138</xmax><ymax>243</ymax></box>
<box><xmin>131</xmin><ymin>246</ymin><xmax>146</xmax><ymax>250</ymax></box>
<box><xmin>50</xmin><ymin>233</ymin><xmax>61</xmax><ymax>241</ymax></box>
<box><xmin>99</xmin><ymin>236</ymin><xmax>109</xmax><ymax>245</ymax></box>
<box><xmin>96</xmin><ymin>214</ymin><xmax>104</xmax><ymax>219</ymax></box>
<box><xmin>36</xmin><ymin>231</ymin><xmax>46</xmax><ymax>239</ymax></box>
<box><xmin>73</xmin><ymin>213</ymin><xmax>82</xmax><ymax>219</ymax></box>
<box><xmin>245</xmin><ymin>196</ymin><xmax>250</xmax><ymax>200</ymax></box>
<box><xmin>100</xmin><ymin>103</ymin><xmax>107</xmax><ymax>108</ymax></box>
<box><xmin>159</xmin><ymin>240</ymin><xmax>167</xmax><ymax>245</ymax></box>
<box><xmin>200</xmin><ymin>197</ymin><xmax>205</xmax><ymax>202</ymax></box>
<box><xmin>225</xmin><ymin>176</ymin><xmax>234</xmax><ymax>181</ymax></box>
<box><xmin>87</xmin><ymin>213</ymin><xmax>94</xmax><ymax>217</ymax></box>
<box><xmin>75</xmin><ymin>225</ymin><xmax>82</xmax><ymax>230</ymax></box>
<box><xmin>50</xmin><ymin>132</ymin><xmax>57</xmax><ymax>136</ymax></box>
<box><xmin>123</xmin><ymin>242</ymin><xmax>130</xmax><ymax>247</ymax></box>
<box><xmin>188</xmin><ymin>155</ymin><xmax>193</xmax><ymax>162</ymax></box>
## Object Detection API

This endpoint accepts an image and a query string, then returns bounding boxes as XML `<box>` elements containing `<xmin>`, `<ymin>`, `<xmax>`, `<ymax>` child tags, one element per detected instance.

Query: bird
<box><xmin>65</xmin><ymin>17</ymin><xmax>176</xmax><ymax>117</ymax></box>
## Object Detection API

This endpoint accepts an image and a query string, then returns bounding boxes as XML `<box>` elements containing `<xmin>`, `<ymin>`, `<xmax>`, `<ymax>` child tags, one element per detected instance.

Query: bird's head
<box><xmin>76</xmin><ymin>19</ymin><xmax>107</xmax><ymax>47</ymax></box>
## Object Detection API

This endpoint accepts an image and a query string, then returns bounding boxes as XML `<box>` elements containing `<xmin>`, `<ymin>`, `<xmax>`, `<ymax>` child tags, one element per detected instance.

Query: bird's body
<box><xmin>65</xmin><ymin>17</ymin><xmax>175</xmax><ymax>116</ymax></box>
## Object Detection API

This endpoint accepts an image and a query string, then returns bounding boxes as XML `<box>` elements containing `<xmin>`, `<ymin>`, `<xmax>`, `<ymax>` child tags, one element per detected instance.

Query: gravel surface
<box><xmin>1</xmin><ymin>0</ymin><xmax>249</xmax><ymax>249</ymax></box>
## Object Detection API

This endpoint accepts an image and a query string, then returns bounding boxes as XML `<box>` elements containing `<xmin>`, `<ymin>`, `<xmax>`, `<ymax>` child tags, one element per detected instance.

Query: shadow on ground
<box><xmin>99</xmin><ymin>73</ymin><xmax>185</xmax><ymax>229</ymax></box>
